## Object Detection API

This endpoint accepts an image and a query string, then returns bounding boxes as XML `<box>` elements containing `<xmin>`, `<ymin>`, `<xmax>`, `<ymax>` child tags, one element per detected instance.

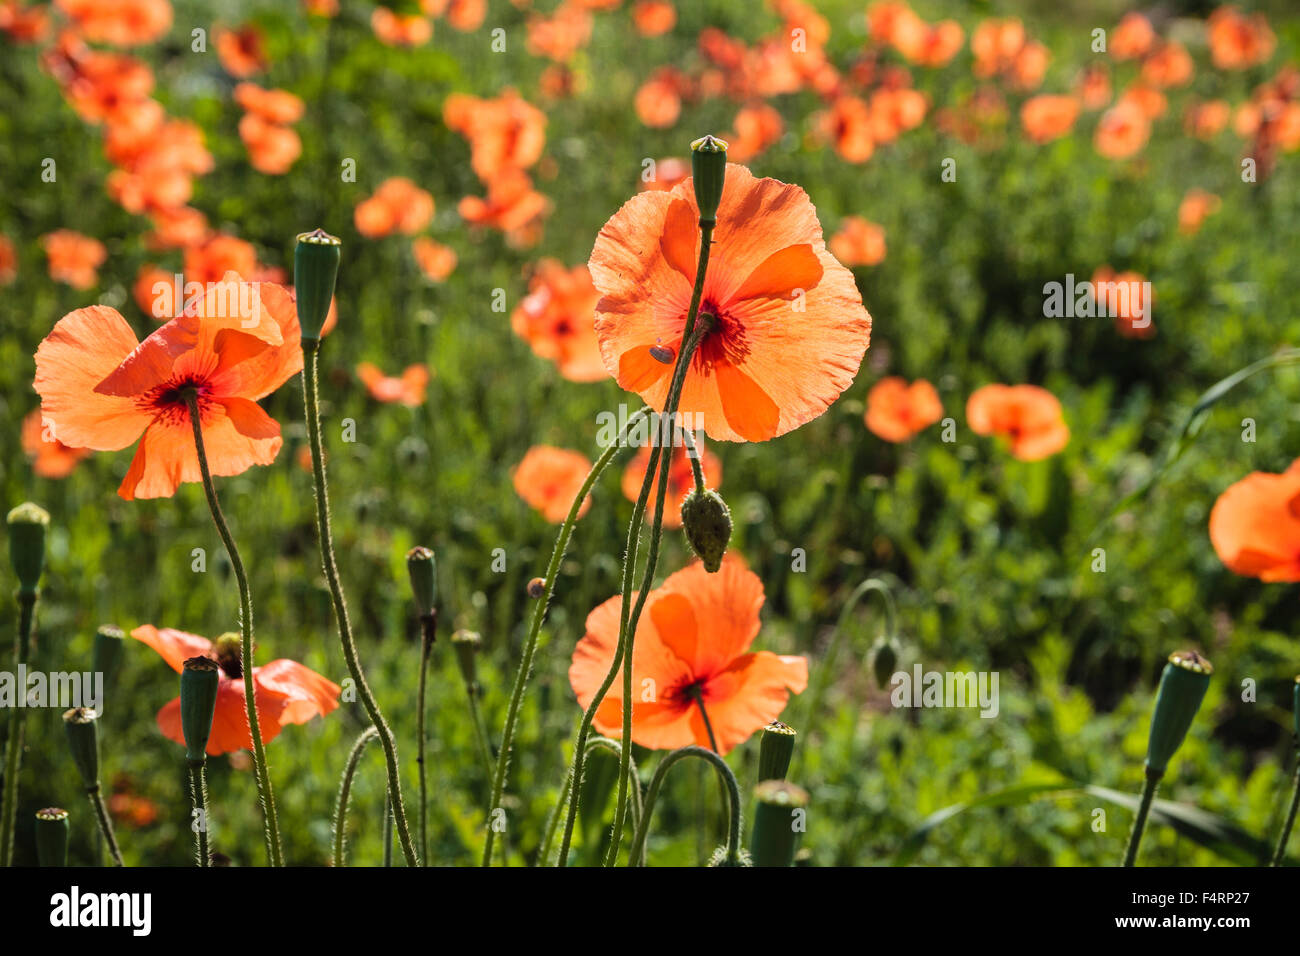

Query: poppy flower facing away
<box><xmin>1209</xmin><ymin>460</ymin><xmax>1300</xmax><ymax>582</ymax></box>
<box><xmin>621</xmin><ymin>441</ymin><xmax>723</xmax><ymax>529</ymax></box>
<box><xmin>130</xmin><ymin>625</ymin><xmax>340</xmax><ymax>756</ymax></box>
<box><xmin>865</xmin><ymin>376</ymin><xmax>943</xmax><ymax>442</ymax></box>
<box><xmin>33</xmin><ymin>275</ymin><xmax>302</xmax><ymax>500</ymax></box>
<box><xmin>513</xmin><ymin>445</ymin><xmax>592</xmax><ymax>522</ymax></box>
<box><xmin>569</xmin><ymin>558</ymin><xmax>807</xmax><ymax>754</ymax></box>
<box><xmin>590</xmin><ymin>163</ymin><xmax>871</xmax><ymax>443</ymax></box>
<box><xmin>966</xmin><ymin>384</ymin><xmax>1069</xmax><ymax>461</ymax></box>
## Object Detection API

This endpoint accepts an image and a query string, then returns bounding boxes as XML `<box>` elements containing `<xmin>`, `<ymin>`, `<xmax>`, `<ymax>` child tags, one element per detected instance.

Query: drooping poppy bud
<box><xmin>871</xmin><ymin>635</ymin><xmax>899</xmax><ymax>691</ymax></box>
<box><xmin>93</xmin><ymin>625</ymin><xmax>125</xmax><ymax>712</ymax></box>
<box><xmin>758</xmin><ymin>721</ymin><xmax>797</xmax><ymax>782</ymax></box>
<box><xmin>451</xmin><ymin>629</ymin><xmax>482</xmax><ymax>693</ymax></box>
<box><xmin>294</xmin><ymin>228</ymin><xmax>341</xmax><ymax>343</ymax></box>
<box><xmin>35</xmin><ymin>808</ymin><xmax>69</xmax><ymax>867</ymax></box>
<box><xmin>63</xmin><ymin>707</ymin><xmax>101</xmax><ymax>790</ymax></box>
<box><xmin>750</xmin><ymin>779</ymin><xmax>809</xmax><ymax>867</ymax></box>
<box><xmin>7</xmin><ymin>502</ymin><xmax>50</xmax><ymax>597</ymax></box>
<box><xmin>1145</xmin><ymin>650</ymin><xmax>1213</xmax><ymax>778</ymax></box>
<box><xmin>690</xmin><ymin>135</ymin><xmax>728</xmax><ymax>226</ymax></box>
<box><xmin>680</xmin><ymin>487</ymin><xmax>732</xmax><ymax>573</ymax></box>
<box><xmin>180</xmin><ymin>657</ymin><xmax>220</xmax><ymax>764</ymax></box>
<box><xmin>406</xmin><ymin>546</ymin><xmax>438</xmax><ymax>620</ymax></box>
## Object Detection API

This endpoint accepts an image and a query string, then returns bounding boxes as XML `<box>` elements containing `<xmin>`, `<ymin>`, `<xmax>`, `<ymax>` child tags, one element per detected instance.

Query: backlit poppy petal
<box><xmin>1209</xmin><ymin>461</ymin><xmax>1300</xmax><ymax>581</ymax></box>
<box><xmin>702</xmin><ymin>651</ymin><xmax>808</xmax><ymax>754</ymax></box>
<box><xmin>129</xmin><ymin>625</ymin><xmax>214</xmax><ymax>673</ymax></box>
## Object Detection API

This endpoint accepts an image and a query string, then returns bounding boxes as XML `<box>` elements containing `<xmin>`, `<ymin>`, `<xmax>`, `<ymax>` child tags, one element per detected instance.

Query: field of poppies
<box><xmin>1</xmin><ymin>0</ymin><xmax>1300</xmax><ymax>873</ymax></box>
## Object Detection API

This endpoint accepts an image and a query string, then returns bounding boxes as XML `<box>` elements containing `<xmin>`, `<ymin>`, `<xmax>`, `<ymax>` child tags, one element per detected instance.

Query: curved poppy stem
<box><xmin>481</xmin><ymin>405</ymin><xmax>653</xmax><ymax>866</ymax></box>
<box><xmin>301</xmin><ymin>344</ymin><xmax>419</xmax><ymax>867</ymax></box>
<box><xmin>188</xmin><ymin>760</ymin><xmax>209</xmax><ymax>867</ymax></box>
<box><xmin>679</xmin><ymin>424</ymin><xmax>707</xmax><ymax>495</ymax></box>
<box><xmin>332</xmin><ymin>726</ymin><xmax>379</xmax><ymax>867</ymax></box>
<box><xmin>1270</xmin><ymin>744</ymin><xmax>1300</xmax><ymax>866</ymax></box>
<box><xmin>802</xmin><ymin>575</ymin><xmax>899</xmax><ymax>726</ymax></box>
<box><xmin>537</xmin><ymin>737</ymin><xmax>643</xmax><ymax>867</ymax></box>
<box><xmin>627</xmin><ymin>746</ymin><xmax>740</xmax><ymax>867</ymax></box>
<box><xmin>0</xmin><ymin>591</ymin><xmax>36</xmax><ymax>867</ymax></box>
<box><xmin>688</xmin><ymin>688</ymin><xmax>720</xmax><ymax>754</ymax></box>
<box><xmin>183</xmin><ymin>390</ymin><xmax>283</xmax><ymax>867</ymax></box>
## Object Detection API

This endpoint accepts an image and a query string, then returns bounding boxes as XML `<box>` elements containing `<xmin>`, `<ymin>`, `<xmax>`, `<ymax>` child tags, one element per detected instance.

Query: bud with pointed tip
<box><xmin>451</xmin><ymin>629</ymin><xmax>482</xmax><ymax>693</ymax></box>
<box><xmin>7</xmin><ymin>502</ymin><xmax>50</xmax><ymax>597</ymax></box>
<box><xmin>750</xmin><ymin>779</ymin><xmax>809</xmax><ymax>867</ymax></box>
<box><xmin>690</xmin><ymin>135</ymin><xmax>728</xmax><ymax>226</ymax></box>
<box><xmin>871</xmin><ymin>635</ymin><xmax>898</xmax><ymax>691</ymax></box>
<box><xmin>63</xmin><ymin>707</ymin><xmax>101</xmax><ymax>790</ymax></box>
<box><xmin>1145</xmin><ymin>650</ymin><xmax>1213</xmax><ymax>778</ymax></box>
<box><xmin>294</xmin><ymin>229</ymin><xmax>341</xmax><ymax>343</ymax></box>
<box><xmin>680</xmin><ymin>487</ymin><xmax>731</xmax><ymax>573</ymax></box>
<box><xmin>181</xmin><ymin>657</ymin><xmax>220</xmax><ymax>763</ymax></box>
<box><xmin>758</xmin><ymin>721</ymin><xmax>796</xmax><ymax>782</ymax></box>
<box><xmin>406</xmin><ymin>546</ymin><xmax>438</xmax><ymax>620</ymax></box>
<box><xmin>35</xmin><ymin>808</ymin><xmax>69</xmax><ymax>867</ymax></box>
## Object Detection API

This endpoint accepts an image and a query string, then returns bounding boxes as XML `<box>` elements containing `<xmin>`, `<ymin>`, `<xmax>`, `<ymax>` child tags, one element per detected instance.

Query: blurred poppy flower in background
<box><xmin>184</xmin><ymin>233</ymin><xmax>257</xmax><ymax>284</ymax></box>
<box><xmin>1091</xmin><ymin>265</ymin><xmax>1154</xmax><ymax>339</ymax></box>
<box><xmin>865</xmin><ymin>377</ymin><xmax>942</xmax><ymax>442</ymax></box>
<box><xmin>633</xmin><ymin>0</ymin><xmax>675</xmax><ymax>37</ymax></box>
<box><xmin>1208</xmin><ymin>5</ymin><xmax>1275</xmax><ymax>70</ymax></box>
<box><xmin>1178</xmin><ymin>188</ymin><xmax>1221</xmax><ymax>235</ymax></box>
<box><xmin>356</xmin><ymin>362</ymin><xmax>429</xmax><ymax>406</ymax></box>
<box><xmin>510</xmin><ymin>260</ymin><xmax>605</xmax><ymax>382</ymax></box>
<box><xmin>215</xmin><ymin>23</ymin><xmax>268</xmax><ymax>77</ymax></box>
<box><xmin>569</xmin><ymin>557</ymin><xmax>807</xmax><ymax>754</ymax></box>
<box><xmin>354</xmin><ymin>177</ymin><xmax>435</xmax><ymax>238</ymax></box>
<box><xmin>967</xmin><ymin>384</ymin><xmax>1069</xmax><ymax>461</ymax></box>
<box><xmin>513</xmin><ymin>445</ymin><xmax>592</xmax><ymax>522</ymax></box>
<box><xmin>130</xmin><ymin>625</ymin><xmax>340</xmax><ymax>756</ymax></box>
<box><xmin>371</xmin><ymin>7</ymin><xmax>432</xmax><ymax>46</ymax></box>
<box><xmin>590</xmin><ymin>163</ymin><xmax>871</xmax><ymax>442</ymax></box>
<box><xmin>33</xmin><ymin>276</ymin><xmax>302</xmax><ymax>500</ymax></box>
<box><xmin>21</xmin><ymin>408</ymin><xmax>89</xmax><ymax>478</ymax></box>
<box><xmin>1110</xmin><ymin>12</ymin><xmax>1155</xmax><ymax>61</ymax></box>
<box><xmin>1210</xmin><ymin>459</ymin><xmax>1300</xmax><ymax>581</ymax></box>
<box><xmin>621</xmin><ymin>441</ymin><xmax>723</xmax><ymax>529</ymax></box>
<box><xmin>56</xmin><ymin>0</ymin><xmax>171</xmax><ymax>47</ymax></box>
<box><xmin>0</xmin><ymin>234</ymin><xmax>16</xmax><ymax>284</ymax></box>
<box><xmin>41</xmin><ymin>230</ymin><xmax>106</xmax><ymax>288</ymax></box>
<box><xmin>1095</xmin><ymin>101</ymin><xmax>1150</xmax><ymax>158</ymax></box>
<box><xmin>443</xmin><ymin>89</ymin><xmax>547</xmax><ymax>181</ymax></box>
<box><xmin>829</xmin><ymin>216</ymin><xmax>886</xmax><ymax>266</ymax></box>
<box><xmin>413</xmin><ymin>237</ymin><xmax>458</xmax><ymax>282</ymax></box>
<box><xmin>640</xmin><ymin>156</ymin><xmax>689</xmax><ymax>192</ymax></box>
<box><xmin>1020</xmin><ymin>94</ymin><xmax>1079</xmax><ymax>144</ymax></box>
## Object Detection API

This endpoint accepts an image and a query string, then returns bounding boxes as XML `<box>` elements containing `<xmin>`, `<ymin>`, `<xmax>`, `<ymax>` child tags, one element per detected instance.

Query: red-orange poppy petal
<box><xmin>655</xmin><ymin>557</ymin><xmax>763</xmax><ymax>677</ymax></box>
<box><xmin>701</xmin><ymin>650</ymin><xmax>808</xmax><ymax>754</ymax></box>
<box><xmin>731</xmin><ymin>244</ymin><xmax>823</xmax><ymax>301</ymax></box>
<box><xmin>255</xmin><ymin>659</ymin><xmax>341</xmax><ymax>724</ymax></box>
<box><xmin>1209</xmin><ymin>463</ymin><xmax>1300</xmax><ymax>581</ymax></box>
<box><xmin>130</xmin><ymin>625</ymin><xmax>214</xmax><ymax>673</ymax></box>
<box><xmin>715</xmin><ymin>361</ymin><xmax>781</xmax><ymax>441</ymax></box>
<box><xmin>33</xmin><ymin>306</ymin><xmax>154</xmax><ymax>451</ymax></box>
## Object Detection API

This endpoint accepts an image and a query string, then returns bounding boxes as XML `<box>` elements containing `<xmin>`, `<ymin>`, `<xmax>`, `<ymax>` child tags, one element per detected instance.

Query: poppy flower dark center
<box><xmin>139</xmin><ymin>378</ymin><xmax>212</xmax><ymax>427</ymax></box>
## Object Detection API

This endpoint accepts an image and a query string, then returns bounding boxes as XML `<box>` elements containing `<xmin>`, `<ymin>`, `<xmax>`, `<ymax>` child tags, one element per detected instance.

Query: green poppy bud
<box><xmin>872</xmin><ymin>635</ymin><xmax>899</xmax><ymax>691</ymax></box>
<box><xmin>758</xmin><ymin>721</ymin><xmax>796</xmax><ymax>782</ymax></box>
<box><xmin>93</xmin><ymin>625</ymin><xmax>126</xmax><ymax>712</ymax></box>
<box><xmin>294</xmin><ymin>228</ymin><xmax>341</xmax><ymax>343</ymax></box>
<box><xmin>63</xmin><ymin>707</ymin><xmax>101</xmax><ymax>790</ymax></box>
<box><xmin>7</xmin><ymin>502</ymin><xmax>50</xmax><ymax>597</ymax></box>
<box><xmin>1145</xmin><ymin>650</ymin><xmax>1213</xmax><ymax>778</ymax></box>
<box><xmin>35</xmin><ymin>808</ymin><xmax>69</xmax><ymax>867</ymax></box>
<box><xmin>690</xmin><ymin>135</ymin><xmax>728</xmax><ymax>226</ymax></box>
<box><xmin>750</xmin><ymin>779</ymin><xmax>809</xmax><ymax>867</ymax></box>
<box><xmin>180</xmin><ymin>657</ymin><xmax>220</xmax><ymax>764</ymax></box>
<box><xmin>406</xmin><ymin>546</ymin><xmax>438</xmax><ymax>619</ymax></box>
<box><xmin>451</xmin><ymin>629</ymin><xmax>482</xmax><ymax>694</ymax></box>
<box><xmin>680</xmin><ymin>487</ymin><xmax>732</xmax><ymax>573</ymax></box>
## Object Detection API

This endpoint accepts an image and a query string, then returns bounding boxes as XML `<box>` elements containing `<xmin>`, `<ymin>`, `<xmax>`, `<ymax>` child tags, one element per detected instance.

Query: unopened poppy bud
<box><xmin>406</xmin><ymin>546</ymin><xmax>438</xmax><ymax>619</ymax></box>
<box><xmin>750</xmin><ymin>779</ymin><xmax>809</xmax><ymax>867</ymax></box>
<box><xmin>680</xmin><ymin>487</ymin><xmax>732</xmax><ymax>573</ymax></box>
<box><xmin>63</xmin><ymin>707</ymin><xmax>101</xmax><ymax>790</ymax></box>
<box><xmin>180</xmin><ymin>657</ymin><xmax>220</xmax><ymax>764</ymax></box>
<box><xmin>93</xmin><ymin>625</ymin><xmax>125</xmax><ymax>711</ymax></box>
<box><xmin>35</xmin><ymin>808</ymin><xmax>69</xmax><ymax>867</ymax></box>
<box><xmin>758</xmin><ymin>721</ymin><xmax>796</xmax><ymax>782</ymax></box>
<box><xmin>527</xmin><ymin>577</ymin><xmax>546</xmax><ymax>599</ymax></box>
<box><xmin>1145</xmin><ymin>650</ymin><xmax>1213</xmax><ymax>778</ymax></box>
<box><xmin>7</xmin><ymin>502</ymin><xmax>50</xmax><ymax>597</ymax></box>
<box><xmin>451</xmin><ymin>629</ymin><xmax>482</xmax><ymax>692</ymax></box>
<box><xmin>294</xmin><ymin>228</ymin><xmax>341</xmax><ymax>343</ymax></box>
<box><xmin>690</xmin><ymin>135</ymin><xmax>729</xmax><ymax>226</ymax></box>
<box><xmin>871</xmin><ymin>635</ymin><xmax>899</xmax><ymax>691</ymax></box>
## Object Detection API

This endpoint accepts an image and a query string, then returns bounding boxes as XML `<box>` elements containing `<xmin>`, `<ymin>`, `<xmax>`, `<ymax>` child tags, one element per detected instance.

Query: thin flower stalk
<box><xmin>626</xmin><ymin>746</ymin><xmax>741</xmax><ymax>867</ymax></box>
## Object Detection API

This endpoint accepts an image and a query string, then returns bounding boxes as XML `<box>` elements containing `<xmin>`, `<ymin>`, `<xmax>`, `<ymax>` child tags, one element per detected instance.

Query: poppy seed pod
<box><xmin>750</xmin><ymin>779</ymin><xmax>809</xmax><ymax>867</ymax></box>
<box><xmin>294</xmin><ymin>228</ymin><xmax>341</xmax><ymax>343</ymax></box>
<box><xmin>451</xmin><ymin>629</ymin><xmax>482</xmax><ymax>692</ymax></box>
<box><xmin>690</xmin><ymin>135</ymin><xmax>728</xmax><ymax>226</ymax></box>
<box><xmin>35</xmin><ymin>808</ymin><xmax>69</xmax><ymax>867</ymax></box>
<box><xmin>63</xmin><ymin>707</ymin><xmax>101</xmax><ymax>790</ymax></box>
<box><xmin>406</xmin><ymin>546</ymin><xmax>438</xmax><ymax>619</ymax></box>
<box><xmin>758</xmin><ymin>721</ymin><xmax>797</xmax><ymax>782</ymax></box>
<box><xmin>180</xmin><ymin>657</ymin><xmax>220</xmax><ymax>763</ymax></box>
<box><xmin>7</xmin><ymin>502</ymin><xmax>50</xmax><ymax>597</ymax></box>
<box><xmin>680</xmin><ymin>487</ymin><xmax>732</xmax><ymax>573</ymax></box>
<box><xmin>93</xmin><ymin>625</ymin><xmax>125</xmax><ymax>710</ymax></box>
<box><xmin>1145</xmin><ymin>650</ymin><xmax>1213</xmax><ymax>778</ymax></box>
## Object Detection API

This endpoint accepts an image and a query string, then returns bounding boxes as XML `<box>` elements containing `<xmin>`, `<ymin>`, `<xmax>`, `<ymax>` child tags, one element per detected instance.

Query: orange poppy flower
<box><xmin>108</xmin><ymin>777</ymin><xmax>159</xmax><ymax>828</ymax></box>
<box><xmin>539</xmin><ymin>64</ymin><xmax>584</xmax><ymax>99</ymax></box>
<box><xmin>457</xmin><ymin>169</ymin><xmax>551</xmax><ymax>243</ymax></box>
<box><xmin>866</xmin><ymin>1</ymin><xmax>916</xmax><ymax>47</ymax></box>
<box><xmin>816</xmin><ymin>96</ymin><xmax>874</xmax><ymax>163</ymax></box>
<box><xmin>184</xmin><ymin>233</ymin><xmax>257</xmax><ymax>285</ymax></box>
<box><xmin>511</xmin><ymin>260</ymin><xmax>604</xmax><ymax>382</ymax></box>
<box><xmin>1091</xmin><ymin>266</ymin><xmax>1154</xmax><ymax>339</ymax></box>
<box><xmin>726</xmin><ymin>104</ymin><xmax>783</xmax><ymax>162</ymax></box>
<box><xmin>633</xmin><ymin>0</ymin><xmax>675</xmax><ymax>37</ymax></box>
<box><xmin>828</xmin><ymin>216</ymin><xmax>886</xmax><ymax>267</ymax></box>
<box><xmin>525</xmin><ymin>3</ymin><xmax>592</xmax><ymax>62</ymax></box>
<box><xmin>147</xmin><ymin>205</ymin><xmax>209</xmax><ymax>250</ymax></box>
<box><xmin>0</xmin><ymin>1</ymin><xmax>51</xmax><ymax>42</ymax></box>
<box><xmin>238</xmin><ymin>113</ymin><xmax>302</xmax><ymax>175</ymax></box>
<box><xmin>1178</xmin><ymin>188</ymin><xmax>1221</xmax><ymax>236</ymax></box>
<box><xmin>893</xmin><ymin>17</ymin><xmax>964</xmax><ymax>68</ymax></box>
<box><xmin>215</xmin><ymin>24</ymin><xmax>268</xmax><ymax>77</ymax></box>
<box><xmin>21</xmin><ymin>409</ymin><xmax>89</xmax><ymax>478</ymax></box>
<box><xmin>0</xmin><ymin>234</ymin><xmax>16</xmax><ymax>284</ymax></box>
<box><xmin>412</xmin><ymin>237</ymin><xmax>457</xmax><ymax>282</ymax></box>
<box><xmin>971</xmin><ymin>18</ymin><xmax>1025</xmax><ymax>78</ymax></box>
<box><xmin>1141</xmin><ymin>42</ymin><xmax>1193</xmax><ymax>89</ymax></box>
<box><xmin>234</xmin><ymin>83</ymin><xmax>304</xmax><ymax>124</ymax></box>
<box><xmin>1207</xmin><ymin>6</ymin><xmax>1275</xmax><ymax>70</ymax></box>
<box><xmin>620</xmin><ymin>441</ymin><xmax>722</xmax><ymax>529</ymax></box>
<box><xmin>1008</xmin><ymin>40</ymin><xmax>1050</xmax><ymax>91</ymax></box>
<box><xmin>356</xmin><ymin>362</ymin><xmax>429</xmax><ymax>406</ymax></box>
<box><xmin>1209</xmin><ymin>460</ymin><xmax>1300</xmax><ymax>581</ymax></box>
<box><xmin>41</xmin><ymin>230</ymin><xmax>106</xmax><ymax>289</ymax></box>
<box><xmin>641</xmin><ymin>156</ymin><xmax>689</xmax><ymax>193</ymax></box>
<box><xmin>55</xmin><ymin>0</ymin><xmax>171</xmax><ymax>46</ymax></box>
<box><xmin>1110</xmin><ymin>12</ymin><xmax>1154</xmax><ymax>61</ymax></box>
<box><xmin>1184</xmin><ymin>99</ymin><xmax>1230</xmax><ymax>139</ymax></box>
<box><xmin>1094</xmin><ymin>101</ymin><xmax>1150</xmax><ymax>159</ymax></box>
<box><xmin>1020</xmin><ymin>95</ymin><xmax>1080</xmax><ymax>144</ymax></box>
<box><xmin>445</xmin><ymin>0</ymin><xmax>486</xmax><ymax>30</ymax></box>
<box><xmin>303</xmin><ymin>0</ymin><xmax>338</xmax><ymax>15</ymax></box>
<box><xmin>590</xmin><ymin>163</ymin><xmax>871</xmax><ymax>442</ymax></box>
<box><xmin>354</xmin><ymin>177</ymin><xmax>435</xmax><ymax>238</ymax></box>
<box><xmin>371</xmin><ymin>8</ymin><xmax>432</xmax><ymax>46</ymax></box>
<box><xmin>1118</xmin><ymin>83</ymin><xmax>1167</xmax><ymax>121</ymax></box>
<box><xmin>513</xmin><ymin>445</ymin><xmax>592</xmax><ymax>522</ymax></box>
<box><xmin>967</xmin><ymin>384</ymin><xmax>1069</xmax><ymax>461</ymax></box>
<box><xmin>569</xmin><ymin>557</ymin><xmax>807</xmax><ymax>754</ymax></box>
<box><xmin>1075</xmin><ymin>64</ymin><xmax>1111</xmax><ymax>111</ymax></box>
<box><xmin>443</xmin><ymin>89</ymin><xmax>546</xmax><ymax>181</ymax></box>
<box><xmin>33</xmin><ymin>276</ymin><xmax>302</xmax><ymax>500</ymax></box>
<box><xmin>865</xmin><ymin>377</ymin><xmax>942</xmax><ymax>442</ymax></box>
<box><xmin>869</xmin><ymin>87</ymin><xmax>927</xmax><ymax>144</ymax></box>
<box><xmin>130</xmin><ymin>625</ymin><xmax>340</xmax><ymax>756</ymax></box>
<box><xmin>635</xmin><ymin>67</ymin><xmax>685</xmax><ymax>128</ymax></box>
<box><xmin>133</xmin><ymin>263</ymin><xmax>174</xmax><ymax>319</ymax></box>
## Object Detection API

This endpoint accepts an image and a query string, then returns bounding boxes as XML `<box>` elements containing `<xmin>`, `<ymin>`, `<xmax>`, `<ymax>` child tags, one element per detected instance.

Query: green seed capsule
<box><xmin>758</xmin><ymin>721</ymin><xmax>797</xmax><ymax>782</ymax></box>
<box><xmin>294</xmin><ymin>228</ymin><xmax>341</xmax><ymax>343</ymax></box>
<box><xmin>690</xmin><ymin>135</ymin><xmax>729</xmax><ymax>226</ymax></box>
<box><xmin>750</xmin><ymin>780</ymin><xmax>809</xmax><ymax>867</ymax></box>
<box><xmin>63</xmin><ymin>707</ymin><xmax>101</xmax><ymax>790</ymax></box>
<box><xmin>7</xmin><ymin>502</ymin><xmax>50</xmax><ymax>597</ymax></box>
<box><xmin>35</xmin><ymin>808</ymin><xmax>69</xmax><ymax>867</ymax></box>
<box><xmin>451</xmin><ymin>629</ymin><xmax>482</xmax><ymax>693</ymax></box>
<box><xmin>180</xmin><ymin>657</ymin><xmax>220</xmax><ymax>764</ymax></box>
<box><xmin>406</xmin><ymin>546</ymin><xmax>438</xmax><ymax>619</ymax></box>
<box><xmin>1145</xmin><ymin>650</ymin><xmax>1213</xmax><ymax>778</ymax></box>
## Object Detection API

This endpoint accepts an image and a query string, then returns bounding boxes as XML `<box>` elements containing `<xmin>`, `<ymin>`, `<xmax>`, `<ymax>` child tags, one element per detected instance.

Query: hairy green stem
<box><xmin>333</xmin><ymin>726</ymin><xmax>379</xmax><ymax>866</ymax></box>
<box><xmin>86</xmin><ymin>785</ymin><xmax>123</xmax><ymax>866</ymax></box>
<box><xmin>803</xmin><ymin>576</ymin><xmax>899</xmax><ymax>725</ymax></box>
<box><xmin>417</xmin><ymin>612</ymin><xmax>436</xmax><ymax>867</ymax></box>
<box><xmin>1271</xmin><ymin>749</ymin><xmax>1300</xmax><ymax>866</ymax></box>
<box><xmin>481</xmin><ymin>405</ymin><xmax>651</xmax><ymax>866</ymax></box>
<box><xmin>302</xmin><ymin>344</ymin><xmax>418</xmax><ymax>867</ymax></box>
<box><xmin>538</xmin><ymin>737</ymin><xmax>642</xmax><ymax>867</ymax></box>
<box><xmin>1122</xmin><ymin>770</ymin><xmax>1161</xmax><ymax>867</ymax></box>
<box><xmin>184</xmin><ymin>391</ymin><xmax>283</xmax><ymax>867</ymax></box>
<box><xmin>0</xmin><ymin>592</ymin><xmax>35</xmax><ymax>867</ymax></box>
<box><xmin>627</xmin><ymin>746</ymin><xmax>740</xmax><ymax>867</ymax></box>
<box><xmin>188</xmin><ymin>761</ymin><xmax>209</xmax><ymax>867</ymax></box>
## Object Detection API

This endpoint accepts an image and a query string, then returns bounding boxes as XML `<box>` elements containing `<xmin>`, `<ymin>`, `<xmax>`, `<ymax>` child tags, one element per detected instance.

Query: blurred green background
<box><xmin>2</xmin><ymin>0</ymin><xmax>1300</xmax><ymax>866</ymax></box>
